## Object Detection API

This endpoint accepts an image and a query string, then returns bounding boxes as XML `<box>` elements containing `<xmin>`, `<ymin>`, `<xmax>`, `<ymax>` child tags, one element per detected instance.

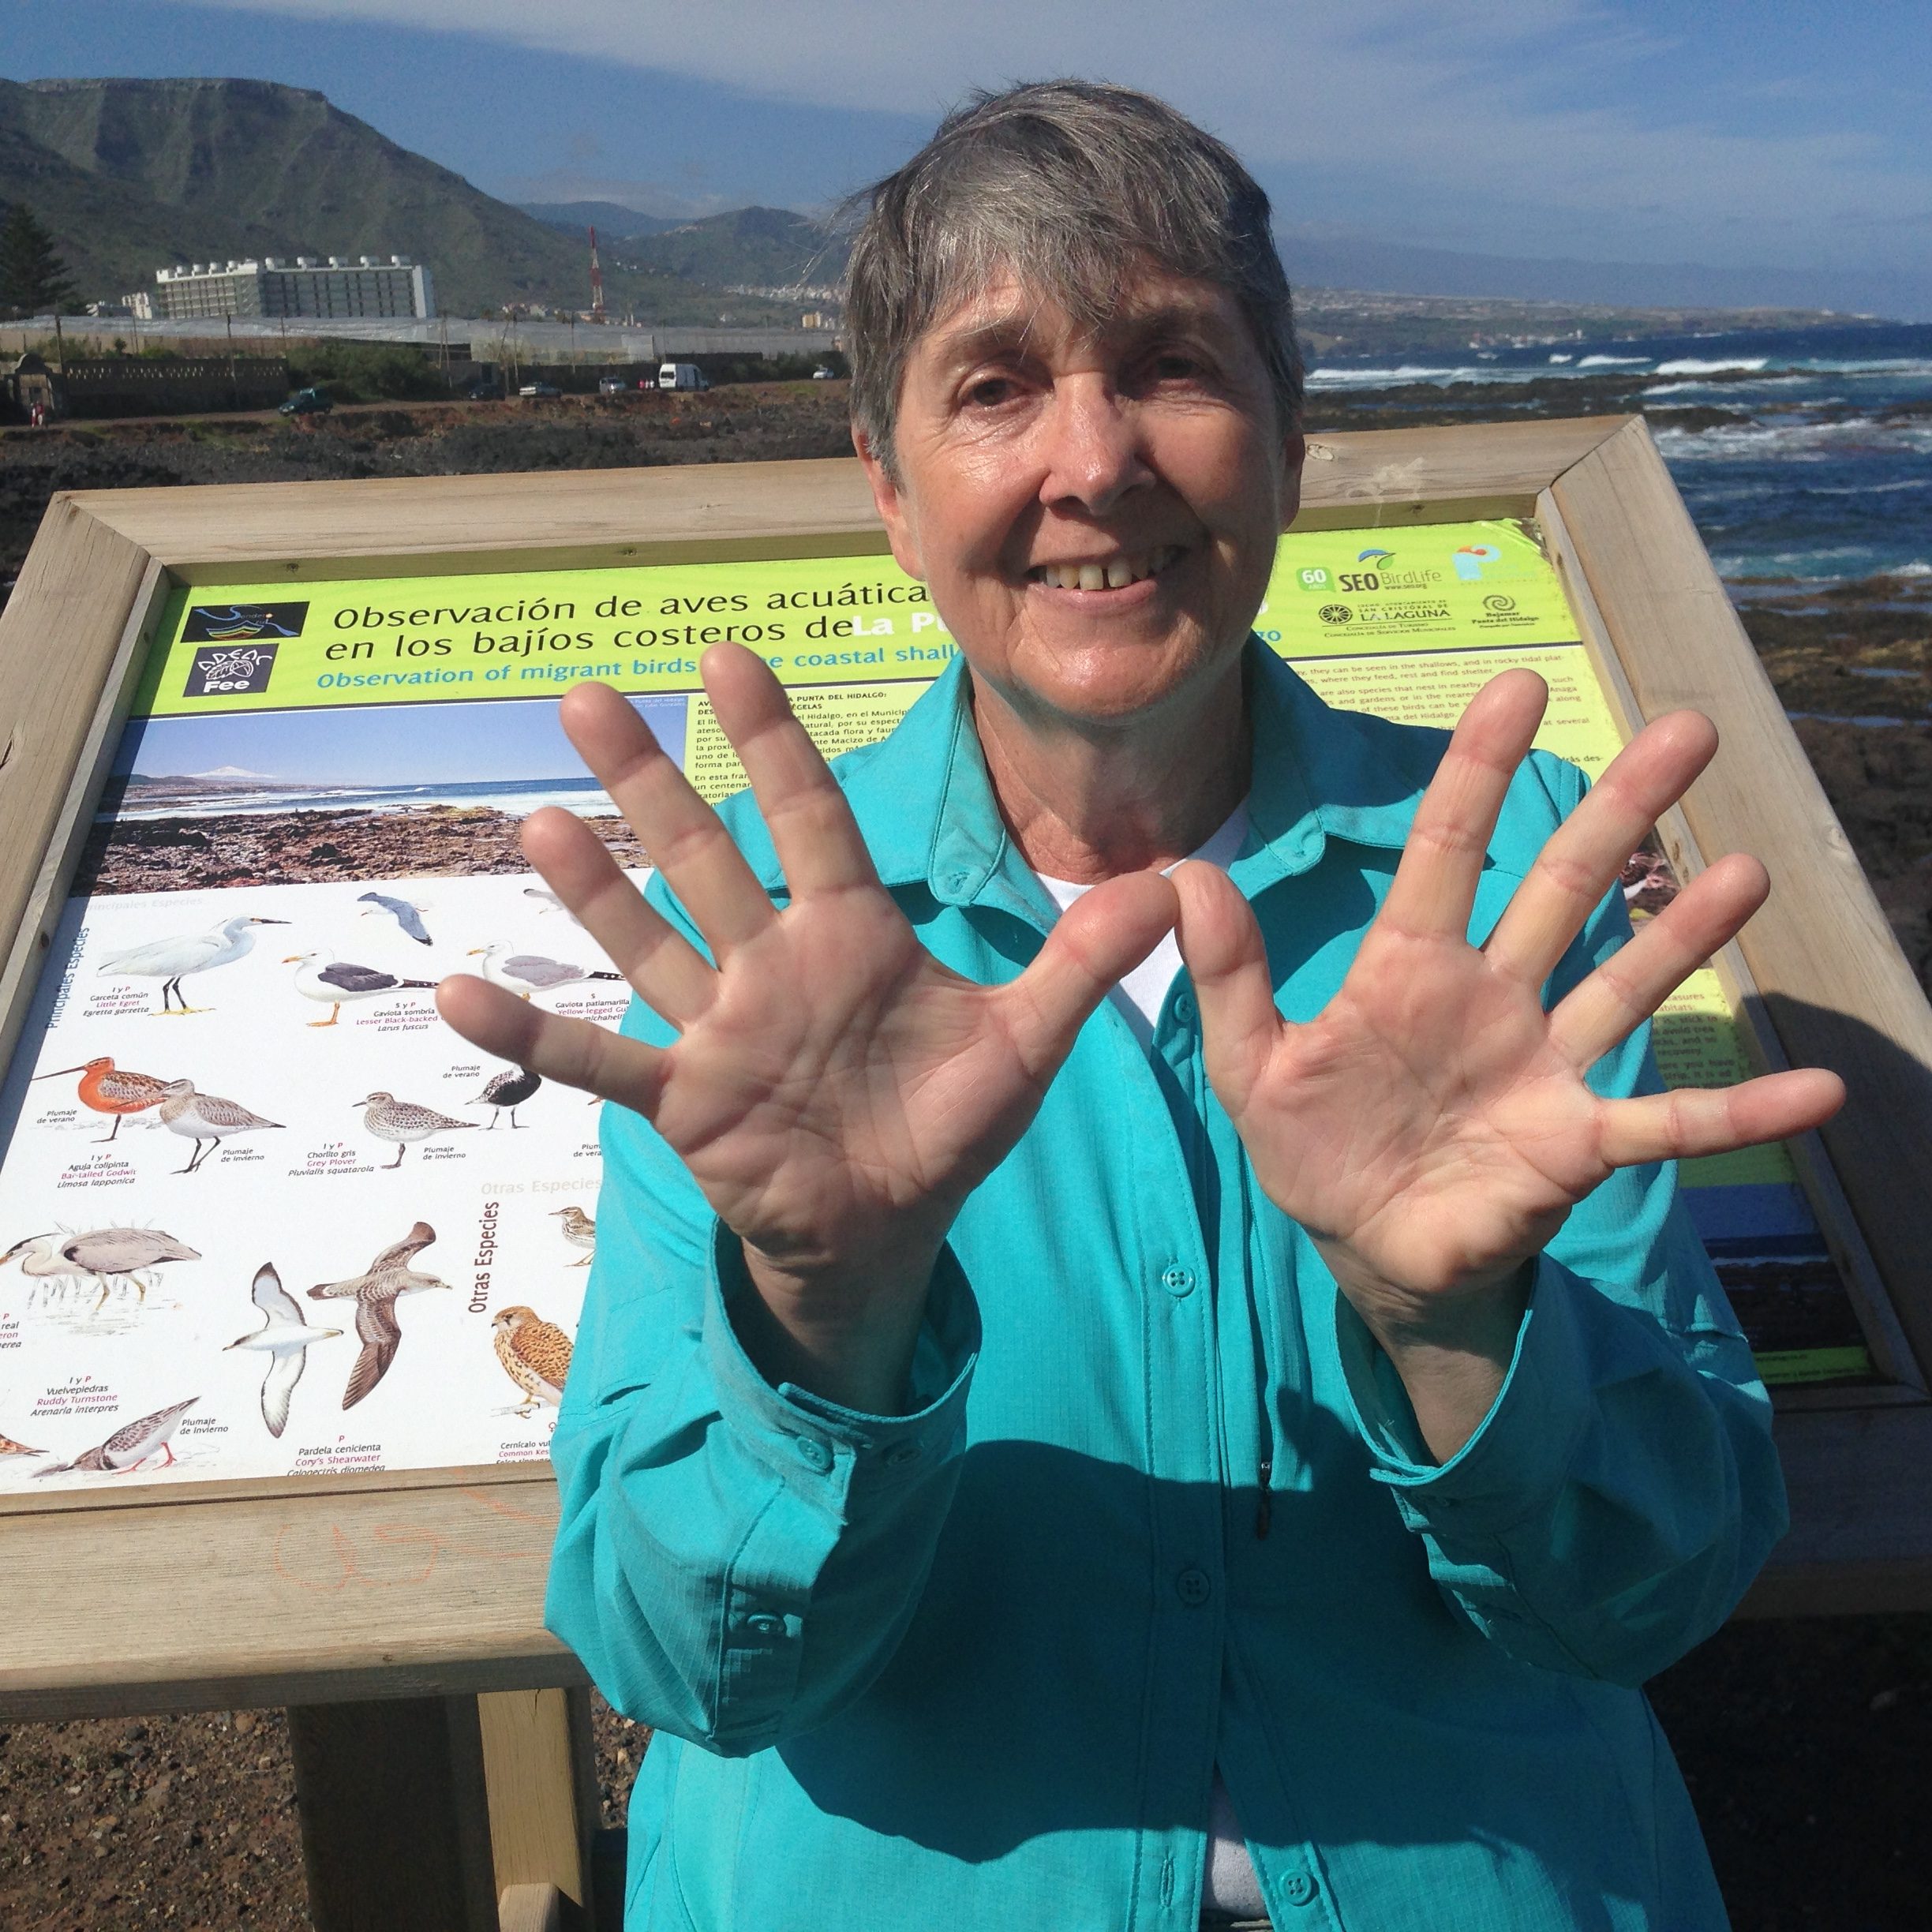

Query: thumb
<box><xmin>1172</xmin><ymin>860</ymin><xmax>1280</xmax><ymax>1114</ymax></box>
<box><xmin>998</xmin><ymin>870</ymin><xmax>1179</xmax><ymax>1075</ymax></box>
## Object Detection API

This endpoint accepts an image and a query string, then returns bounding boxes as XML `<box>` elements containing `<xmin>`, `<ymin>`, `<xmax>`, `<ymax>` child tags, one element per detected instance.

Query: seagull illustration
<box><xmin>225</xmin><ymin>1262</ymin><xmax>341</xmax><ymax>1437</ymax></box>
<box><xmin>492</xmin><ymin>1305</ymin><xmax>574</xmax><ymax>1415</ymax></box>
<box><xmin>357</xmin><ymin>891</ymin><xmax>433</xmax><ymax>946</ymax></box>
<box><xmin>32</xmin><ymin>1057</ymin><xmax>174</xmax><ymax>1142</ymax></box>
<box><xmin>308</xmin><ymin>1222</ymin><xmax>451</xmax><ymax>1408</ymax></box>
<box><xmin>97</xmin><ymin>915</ymin><xmax>288</xmax><ymax>1014</ymax></box>
<box><xmin>468</xmin><ymin>945</ymin><xmax>623</xmax><ymax>999</ymax></box>
<box><xmin>286</xmin><ymin>951</ymin><xmax>437</xmax><ymax>1027</ymax></box>
<box><xmin>33</xmin><ymin>1395</ymin><xmax>198</xmax><ymax>1476</ymax></box>
<box><xmin>469</xmin><ymin>1067</ymin><xmax>541</xmax><ymax>1129</ymax></box>
<box><xmin>158</xmin><ymin>1080</ymin><xmax>283</xmax><ymax>1174</ymax></box>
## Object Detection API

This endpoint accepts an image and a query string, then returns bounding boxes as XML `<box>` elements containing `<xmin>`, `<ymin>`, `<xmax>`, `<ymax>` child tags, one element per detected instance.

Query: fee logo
<box><xmin>181</xmin><ymin>601</ymin><xmax>309</xmax><ymax>644</ymax></box>
<box><xmin>185</xmin><ymin>642</ymin><xmax>279</xmax><ymax>697</ymax></box>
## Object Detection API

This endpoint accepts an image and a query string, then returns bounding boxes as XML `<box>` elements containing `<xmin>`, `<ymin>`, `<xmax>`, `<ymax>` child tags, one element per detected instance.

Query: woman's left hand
<box><xmin>1172</xmin><ymin>669</ymin><xmax>1844</xmax><ymax>1413</ymax></box>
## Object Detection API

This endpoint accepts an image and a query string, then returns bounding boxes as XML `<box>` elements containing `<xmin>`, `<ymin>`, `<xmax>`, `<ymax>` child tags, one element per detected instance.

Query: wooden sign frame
<box><xmin>2</xmin><ymin>414</ymin><xmax>1930</xmax><ymax>1739</ymax></box>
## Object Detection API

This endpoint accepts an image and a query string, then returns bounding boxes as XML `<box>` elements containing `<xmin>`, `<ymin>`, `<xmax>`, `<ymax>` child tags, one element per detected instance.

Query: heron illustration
<box><xmin>97</xmin><ymin>915</ymin><xmax>289</xmax><ymax>1014</ymax></box>
<box><xmin>1</xmin><ymin>1226</ymin><xmax>201</xmax><ymax>1308</ymax></box>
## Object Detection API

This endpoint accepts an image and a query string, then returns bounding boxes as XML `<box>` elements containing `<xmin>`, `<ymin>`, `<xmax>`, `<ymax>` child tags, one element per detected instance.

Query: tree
<box><xmin>0</xmin><ymin>203</ymin><xmax>80</xmax><ymax>320</ymax></box>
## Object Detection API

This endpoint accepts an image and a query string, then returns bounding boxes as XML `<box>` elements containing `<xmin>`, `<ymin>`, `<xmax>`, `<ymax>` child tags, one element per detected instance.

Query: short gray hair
<box><xmin>843</xmin><ymin>80</ymin><xmax>1303</xmax><ymax>475</ymax></box>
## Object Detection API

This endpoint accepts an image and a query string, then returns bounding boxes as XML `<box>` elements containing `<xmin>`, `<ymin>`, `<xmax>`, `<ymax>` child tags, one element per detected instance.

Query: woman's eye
<box><xmin>1148</xmin><ymin>352</ymin><xmax>1204</xmax><ymax>383</ymax></box>
<box><xmin>963</xmin><ymin>376</ymin><xmax>1018</xmax><ymax>407</ymax></box>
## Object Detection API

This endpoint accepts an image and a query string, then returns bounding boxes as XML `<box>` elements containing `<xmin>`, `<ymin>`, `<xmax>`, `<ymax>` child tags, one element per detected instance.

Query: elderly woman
<box><xmin>441</xmin><ymin>82</ymin><xmax>1840</xmax><ymax>1932</ymax></box>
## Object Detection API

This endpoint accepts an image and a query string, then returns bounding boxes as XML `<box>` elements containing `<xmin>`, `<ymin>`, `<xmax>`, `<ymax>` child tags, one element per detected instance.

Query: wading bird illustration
<box><xmin>470</xmin><ymin>1067</ymin><xmax>541</xmax><ymax>1129</ymax></box>
<box><xmin>31</xmin><ymin>1056</ymin><xmax>174</xmax><ymax>1142</ymax></box>
<box><xmin>355</xmin><ymin>1091</ymin><xmax>477</xmax><ymax>1168</ymax></box>
<box><xmin>468</xmin><ymin>945</ymin><xmax>623</xmax><ymax>1000</ymax></box>
<box><xmin>308</xmin><ymin>1222</ymin><xmax>451</xmax><ymax>1409</ymax></box>
<box><xmin>357</xmin><ymin>891</ymin><xmax>433</xmax><ymax>946</ymax></box>
<box><xmin>0</xmin><ymin>1430</ymin><xmax>46</xmax><ymax>1457</ymax></box>
<box><xmin>285</xmin><ymin>951</ymin><xmax>437</xmax><ymax>1027</ymax></box>
<box><xmin>549</xmin><ymin>1205</ymin><xmax>596</xmax><ymax>1266</ymax></box>
<box><xmin>1</xmin><ymin>1226</ymin><xmax>200</xmax><ymax>1306</ymax></box>
<box><xmin>97</xmin><ymin>915</ymin><xmax>288</xmax><ymax>1015</ymax></box>
<box><xmin>225</xmin><ymin>1262</ymin><xmax>341</xmax><ymax>1437</ymax></box>
<box><xmin>32</xmin><ymin>1395</ymin><xmax>198</xmax><ymax>1476</ymax></box>
<box><xmin>492</xmin><ymin>1305</ymin><xmax>574</xmax><ymax>1416</ymax></box>
<box><xmin>157</xmin><ymin>1080</ymin><xmax>283</xmax><ymax>1174</ymax></box>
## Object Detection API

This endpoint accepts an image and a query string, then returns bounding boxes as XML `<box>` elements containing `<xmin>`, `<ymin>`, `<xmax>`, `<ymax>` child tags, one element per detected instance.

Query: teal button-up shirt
<box><xmin>550</xmin><ymin>642</ymin><xmax>1783</xmax><ymax>1932</ymax></box>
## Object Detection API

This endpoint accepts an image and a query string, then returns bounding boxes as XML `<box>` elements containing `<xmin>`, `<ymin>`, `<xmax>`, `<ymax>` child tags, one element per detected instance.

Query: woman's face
<box><xmin>858</xmin><ymin>264</ymin><xmax>1304</xmax><ymax>734</ymax></box>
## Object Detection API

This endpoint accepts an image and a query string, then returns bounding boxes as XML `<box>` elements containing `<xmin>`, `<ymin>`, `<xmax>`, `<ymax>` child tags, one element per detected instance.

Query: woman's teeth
<box><xmin>1032</xmin><ymin>547</ymin><xmax>1179</xmax><ymax>590</ymax></box>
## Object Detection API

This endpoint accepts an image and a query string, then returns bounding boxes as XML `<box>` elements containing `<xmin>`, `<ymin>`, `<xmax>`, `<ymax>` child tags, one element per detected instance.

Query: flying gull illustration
<box><xmin>357</xmin><ymin>891</ymin><xmax>433</xmax><ymax>946</ymax></box>
<box><xmin>226</xmin><ymin>1262</ymin><xmax>341</xmax><ymax>1437</ymax></box>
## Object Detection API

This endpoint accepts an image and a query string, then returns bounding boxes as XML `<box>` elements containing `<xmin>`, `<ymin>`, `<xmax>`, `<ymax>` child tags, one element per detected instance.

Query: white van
<box><xmin>657</xmin><ymin>361</ymin><xmax>710</xmax><ymax>391</ymax></box>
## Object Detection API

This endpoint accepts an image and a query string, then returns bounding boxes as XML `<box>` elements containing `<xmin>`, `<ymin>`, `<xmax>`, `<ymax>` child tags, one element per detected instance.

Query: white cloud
<box><xmin>181</xmin><ymin>0</ymin><xmax>1924</xmax><ymax>264</ymax></box>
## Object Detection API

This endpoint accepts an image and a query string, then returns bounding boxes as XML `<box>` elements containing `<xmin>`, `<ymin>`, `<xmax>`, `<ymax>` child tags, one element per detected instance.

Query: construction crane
<box><xmin>588</xmin><ymin>225</ymin><xmax>606</xmax><ymax>323</ymax></box>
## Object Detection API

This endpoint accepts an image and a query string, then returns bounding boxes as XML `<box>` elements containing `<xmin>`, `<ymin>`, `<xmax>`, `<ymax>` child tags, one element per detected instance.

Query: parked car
<box><xmin>657</xmin><ymin>361</ymin><xmax>710</xmax><ymax>391</ymax></box>
<box><xmin>462</xmin><ymin>377</ymin><xmax>504</xmax><ymax>401</ymax></box>
<box><xmin>597</xmin><ymin>375</ymin><xmax>630</xmax><ymax>396</ymax></box>
<box><xmin>278</xmin><ymin>387</ymin><xmax>332</xmax><ymax>416</ymax></box>
<box><xmin>811</xmin><ymin>365</ymin><xmax>837</xmax><ymax>380</ymax></box>
<box><xmin>518</xmin><ymin>380</ymin><xmax>562</xmax><ymax>399</ymax></box>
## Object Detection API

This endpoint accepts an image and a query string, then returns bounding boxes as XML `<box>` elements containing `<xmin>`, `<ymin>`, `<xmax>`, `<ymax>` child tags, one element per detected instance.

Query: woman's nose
<box><xmin>1035</xmin><ymin>380</ymin><xmax>1152</xmax><ymax>515</ymax></box>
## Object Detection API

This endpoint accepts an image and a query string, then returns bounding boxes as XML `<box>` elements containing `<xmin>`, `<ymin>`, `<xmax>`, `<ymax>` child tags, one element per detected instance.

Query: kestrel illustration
<box><xmin>33</xmin><ymin>1396</ymin><xmax>198</xmax><ymax>1476</ymax></box>
<box><xmin>550</xmin><ymin>1205</ymin><xmax>595</xmax><ymax>1266</ymax></box>
<box><xmin>470</xmin><ymin>1067</ymin><xmax>541</xmax><ymax>1129</ymax></box>
<box><xmin>355</xmin><ymin>1092</ymin><xmax>477</xmax><ymax>1167</ymax></box>
<box><xmin>357</xmin><ymin>891</ymin><xmax>433</xmax><ymax>945</ymax></box>
<box><xmin>308</xmin><ymin>1222</ymin><xmax>451</xmax><ymax>1408</ymax></box>
<box><xmin>492</xmin><ymin>1305</ymin><xmax>574</xmax><ymax>1415</ymax></box>
<box><xmin>31</xmin><ymin>1056</ymin><xmax>174</xmax><ymax>1142</ymax></box>
<box><xmin>225</xmin><ymin>1262</ymin><xmax>342</xmax><ymax>1437</ymax></box>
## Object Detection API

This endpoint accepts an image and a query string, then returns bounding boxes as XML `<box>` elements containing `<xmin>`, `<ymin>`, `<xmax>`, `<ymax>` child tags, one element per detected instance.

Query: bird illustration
<box><xmin>0</xmin><ymin>1430</ymin><xmax>46</xmax><ymax>1457</ymax></box>
<box><xmin>225</xmin><ymin>1262</ymin><xmax>342</xmax><ymax>1437</ymax></box>
<box><xmin>522</xmin><ymin>886</ymin><xmax>583</xmax><ymax>927</ymax></box>
<box><xmin>354</xmin><ymin>1091</ymin><xmax>477</xmax><ymax>1168</ymax></box>
<box><xmin>157</xmin><ymin>1080</ymin><xmax>283</xmax><ymax>1174</ymax></box>
<box><xmin>468</xmin><ymin>945</ymin><xmax>623</xmax><ymax>999</ymax></box>
<box><xmin>285</xmin><ymin>951</ymin><xmax>437</xmax><ymax>1027</ymax></box>
<box><xmin>357</xmin><ymin>891</ymin><xmax>433</xmax><ymax>946</ymax></box>
<box><xmin>469</xmin><ymin>1067</ymin><xmax>541</xmax><ymax>1129</ymax></box>
<box><xmin>97</xmin><ymin>915</ymin><xmax>289</xmax><ymax>1015</ymax></box>
<box><xmin>2</xmin><ymin>1226</ymin><xmax>200</xmax><ymax>1307</ymax></box>
<box><xmin>31</xmin><ymin>1057</ymin><xmax>174</xmax><ymax>1143</ymax></box>
<box><xmin>492</xmin><ymin>1305</ymin><xmax>574</xmax><ymax>1416</ymax></box>
<box><xmin>550</xmin><ymin>1205</ymin><xmax>596</xmax><ymax>1267</ymax></box>
<box><xmin>308</xmin><ymin>1222</ymin><xmax>451</xmax><ymax>1408</ymax></box>
<box><xmin>32</xmin><ymin>1396</ymin><xmax>198</xmax><ymax>1477</ymax></box>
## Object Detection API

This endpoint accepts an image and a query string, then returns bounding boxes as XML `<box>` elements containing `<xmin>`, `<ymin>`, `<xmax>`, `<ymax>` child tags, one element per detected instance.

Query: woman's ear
<box><xmin>854</xmin><ymin>425</ymin><xmax>927</xmax><ymax>582</ymax></box>
<box><xmin>1279</xmin><ymin>430</ymin><xmax>1307</xmax><ymax>532</ymax></box>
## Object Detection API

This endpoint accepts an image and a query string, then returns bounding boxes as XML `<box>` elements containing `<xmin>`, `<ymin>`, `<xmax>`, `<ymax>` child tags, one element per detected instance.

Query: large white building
<box><xmin>132</xmin><ymin>255</ymin><xmax>436</xmax><ymax>323</ymax></box>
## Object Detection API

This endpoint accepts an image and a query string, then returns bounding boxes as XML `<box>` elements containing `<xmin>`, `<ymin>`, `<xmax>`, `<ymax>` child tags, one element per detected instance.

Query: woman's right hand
<box><xmin>436</xmin><ymin>642</ymin><xmax>1177</xmax><ymax>1412</ymax></box>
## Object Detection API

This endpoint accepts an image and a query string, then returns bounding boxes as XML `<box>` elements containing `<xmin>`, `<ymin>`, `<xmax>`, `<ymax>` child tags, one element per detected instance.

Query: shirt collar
<box><xmin>739</xmin><ymin>638</ymin><xmax>1443</xmax><ymax>909</ymax></box>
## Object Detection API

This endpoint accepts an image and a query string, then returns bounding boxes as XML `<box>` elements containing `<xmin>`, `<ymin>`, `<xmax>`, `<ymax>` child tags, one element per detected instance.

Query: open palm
<box><xmin>1174</xmin><ymin>669</ymin><xmax>1844</xmax><ymax>1344</ymax></box>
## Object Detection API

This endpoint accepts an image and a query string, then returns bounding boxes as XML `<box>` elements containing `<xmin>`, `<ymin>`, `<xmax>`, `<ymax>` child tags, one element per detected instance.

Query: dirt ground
<box><xmin>3</xmin><ymin>384</ymin><xmax>1930</xmax><ymax>1930</ymax></box>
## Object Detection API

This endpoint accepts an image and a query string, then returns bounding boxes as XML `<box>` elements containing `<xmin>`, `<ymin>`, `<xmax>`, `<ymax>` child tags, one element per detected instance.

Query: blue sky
<box><xmin>114</xmin><ymin>694</ymin><xmax>687</xmax><ymax>788</ymax></box>
<box><xmin>8</xmin><ymin>0</ymin><xmax>1930</xmax><ymax>313</ymax></box>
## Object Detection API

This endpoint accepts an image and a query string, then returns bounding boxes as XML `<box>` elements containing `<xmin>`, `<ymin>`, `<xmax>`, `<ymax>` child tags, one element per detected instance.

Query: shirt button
<box><xmin>744</xmin><ymin>1612</ymin><xmax>784</xmax><ymax>1638</ymax></box>
<box><xmin>882</xmin><ymin>1441</ymin><xmax>922</xmax><ymax>1466</ymax></box>
<box><xmin>1170</xmin><ymin>990</ymin><xmax>1196</xmax><ymax>1024</ymax></box>
<box><xmin>1175</xmin><ymin>1567</ymin><xmax>1212</xmax><ymax>1607</ymax></box>
<box><xmin>792</xmin><ymin>1434</ymin><xmax>832</xmax><ymax>1472</ymax></box>
<box><xmin>1281</xmin><ymin>1870</ymin><xmax>1319</xmax><ymax>1908</ymax></box>
<box><xmin>1160</xmin><ymin>1264</ymin><xmax>1196</xmax><ymax>1297</ymax></box>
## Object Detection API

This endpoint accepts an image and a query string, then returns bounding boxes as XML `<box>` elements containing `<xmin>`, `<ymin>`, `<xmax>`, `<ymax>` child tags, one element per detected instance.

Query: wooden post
<box><xmin>288</xmin><ymin>1695</ymin><xmax>499</xmax><ymax>1932</ymax></box>
<box><xmin>479</xmin><ymin>1684</ymin><xmax>601</xmax><ymax>1926</ymax></box>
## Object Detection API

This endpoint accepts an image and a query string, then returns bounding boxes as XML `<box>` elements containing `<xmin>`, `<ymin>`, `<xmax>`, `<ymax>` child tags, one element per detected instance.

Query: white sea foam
<box><xmin>1304</xmin><ymin>364</ymin><xmax>1464</xmax><ymax>386</ymax></box>
<box><xmin>1548</xmin><ymin>354</ymin><xmax>1574</xmax><ymax>364</ymax></box>
<box><xmin>1653</xmin><ymin>357</ymin><xmax>1771</xmax><ymax>376</ymax></box>
<box><xmin>1578</xmin><ymin>355</ymin><xmax>1648</xmax><ymax>368</ymax></box>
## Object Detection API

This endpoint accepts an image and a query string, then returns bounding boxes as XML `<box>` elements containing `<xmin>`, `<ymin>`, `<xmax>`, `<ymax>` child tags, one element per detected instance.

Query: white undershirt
<box><xmin>1035</xmin><ymin>805</ymin><xmax>1269</xmax><ymax>1923</ymax></box>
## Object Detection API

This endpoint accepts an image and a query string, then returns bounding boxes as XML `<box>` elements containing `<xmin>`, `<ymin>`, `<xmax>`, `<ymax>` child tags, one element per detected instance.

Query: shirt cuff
<box><xmin>1335</xmin><ymin>1252</ymin><xmax>1593</xmax><ymax>1536</ymax></box>
<box><xmin>701</xmin><ymin>1219</ymin><xmax>979</xmax><ymax>1499</ymax></box>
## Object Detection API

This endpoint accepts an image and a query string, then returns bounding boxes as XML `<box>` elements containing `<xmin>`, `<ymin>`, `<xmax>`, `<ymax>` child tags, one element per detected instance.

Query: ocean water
<box><xmin>1309</xmin><ymin>322</ymin><xmax>1932</xmax><ymax>587</ymax></box>
<box><xmin>114</xmin><ymin>773</ymin><xmax>620</xmax><ymax>821</ymax></box>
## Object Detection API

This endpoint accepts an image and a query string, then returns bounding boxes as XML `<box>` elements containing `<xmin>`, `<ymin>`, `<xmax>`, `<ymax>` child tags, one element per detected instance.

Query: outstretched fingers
<box><xmin>1597</xmin><ymin>1065</ymin><xmax>1845</xmax><ymax>1169</ymax></box>
<box><xmin>999</xmin><ymin>871</ymin><xmax>1180</xmax><ymax>1076</ymax></box>
<box><xmin>436</xmin><ymin>973</ymin><xmax>669</xmax><ymax>1113</ymax></box>
<box><xmin>1380</xmin><ymin>669</ymin><xmax>1548</xmax><ymax>943</ymax></box>
<box><xmin>1546</xmin><ymin>851</ymin><xmax>1769</xmax><ymax>1069</ymax></box>
<box><xmin>1485</xmin><ymin>710</ymin><xmax>1718</xmax><ymax>990</ymax></box>
<box><xmin>1172</xmin><ymin>860</ymin><xmax>1283</xmax><ymax>1115</ymax></box>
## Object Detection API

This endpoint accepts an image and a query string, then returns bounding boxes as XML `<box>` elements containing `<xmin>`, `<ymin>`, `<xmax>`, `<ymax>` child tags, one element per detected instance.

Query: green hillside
<box><xmin>629</xmin><ymin>207</ymin><xmax>848</xmax><ymax>290</ymax></box>
<box><xmin>0</xmin><ymin>77</ymin><xmax>793</xmax><ymax>321</ymax></box>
